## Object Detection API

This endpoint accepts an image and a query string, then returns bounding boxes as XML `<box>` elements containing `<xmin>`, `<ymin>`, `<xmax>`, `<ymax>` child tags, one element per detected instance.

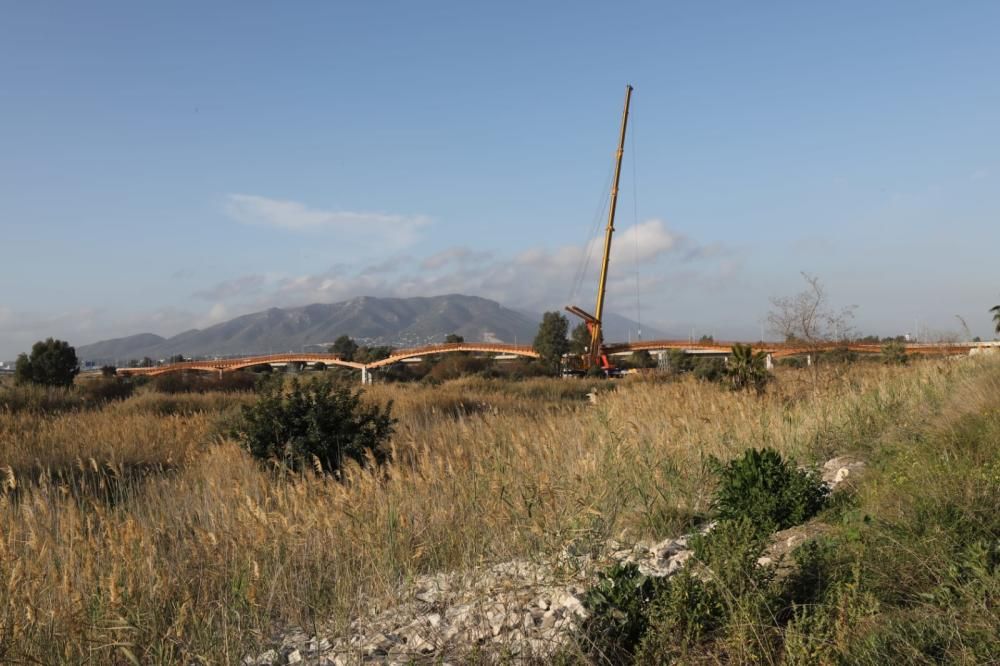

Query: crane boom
<box><xmin>567</xmin><ymin>84</ymin><xmax>633</xmax><ymax>370</ymax></box>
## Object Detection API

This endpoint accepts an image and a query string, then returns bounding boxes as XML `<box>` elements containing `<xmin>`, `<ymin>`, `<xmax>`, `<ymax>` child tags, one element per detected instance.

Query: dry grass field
<box><xmin>1</xmin><ymin>359</ymin><xmax>997</xmax><ymax>663</ymax></box>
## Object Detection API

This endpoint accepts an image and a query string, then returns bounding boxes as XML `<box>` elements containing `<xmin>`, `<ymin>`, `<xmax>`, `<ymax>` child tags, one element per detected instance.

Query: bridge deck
<box><xmin>115</xmin><ymin>340</ymin><xmax>989</xmax><ymax>376</ymax></box>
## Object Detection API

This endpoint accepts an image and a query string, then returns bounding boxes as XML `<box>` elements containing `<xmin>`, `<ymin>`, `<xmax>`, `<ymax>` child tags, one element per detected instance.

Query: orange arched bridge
<box><xmin>114</xmin><ymin>340</ymin><xmax>992</xmax><ymax>383</ymax></box>
<box><xmin>116</xmin><ymin>343</ymin><xmax>540</xmax><ymax>382</ymax></box>
<box><xmin>603</xmin><ymin>340</ymin><xmax>983</xmax><ymax>359</ymax></box>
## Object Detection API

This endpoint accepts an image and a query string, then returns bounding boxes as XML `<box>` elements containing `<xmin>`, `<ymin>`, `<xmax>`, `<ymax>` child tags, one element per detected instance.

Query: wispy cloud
<box><xmin>224</xmin><ymin>194</ymin><xmax>431</xmax><ymax>247</ymax></box>
<box><xmin>186</xmin><ymin>219</ymin><xmax>736</xmax><ymax>319</ymax></box>
<box><xmin>193</xmin><ymin>274</ymin><xmax>267</xmax><ymax>301</ymax></box>
<box><xmin>0</xmin><ymin>220</ymin><xmax>737</xmax><ymax>358</ymax></box>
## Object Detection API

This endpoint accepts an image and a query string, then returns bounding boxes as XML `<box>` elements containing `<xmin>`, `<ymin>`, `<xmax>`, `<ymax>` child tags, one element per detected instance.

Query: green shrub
<box><xmin>692</xmin><ymin>357</ymin><xmax>725</xmax><ymax>383</ymax></box>
<box><xmin>725</xmin><ymin>344</ymin><xmax>770</xmax><ymax>394</ymax></box>
<box><xmin>635</xmin><ymin>569</ymin><xmax>724</xmax><ymax>661</ymax></box>
<box><xmin>881</xmin><ymin>340</ymin><xmax>908</xmax><ymax>365</ymax></box>
<box><xmin>80</xmin><ymin>377</ymin><xmax>135</xmax><ymax>405</ymax></box>
<box><xmin>234</xmin><ymin>376</ymin><xmax>395</xmax><ymax>474</ymax></box>
<box><xmin>778</xmin><ymin>356</ymin><xmax>807</xmax><ymax>369</ymax></box>
<box><xmin>637</xmin><ymin>519</ymin><xmax>777</xmax><ymax>663</ymax></box>
<box><xmin>0</xmin><ymin>384</ymin><xmax>84</xmax><ymax>413</ymax></box>
<box><xmin>153</xmin><ymin>371</ymin><xmax>259</xmax><ymax>394</ymax></box>
<box><xmin>710</xmin><ymin>448</ymin><xmax>828</xmax><ymax>534</ymax></box>
<box><xmin>580</xmin><ymin>562</ymin><xmax>666</xmax><ymax>662</ymax></box>
<box><xmin>14</xmin><ymin>338</ymin><xmax>79</xmax><ymax>387</ymax></box>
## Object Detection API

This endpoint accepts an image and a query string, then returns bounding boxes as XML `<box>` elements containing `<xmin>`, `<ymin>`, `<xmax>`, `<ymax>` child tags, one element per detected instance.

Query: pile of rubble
<box><xmin>245</xmin><ymin>455</ymin><xmax>865</xmax><ymax>665</ymax></box>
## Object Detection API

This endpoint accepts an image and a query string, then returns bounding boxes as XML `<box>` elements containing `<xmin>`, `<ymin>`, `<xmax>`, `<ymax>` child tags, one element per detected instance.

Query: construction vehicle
<box><xmin>566</xmin><ymin>84</ymin><xmax>633</xmax><ymax>374</ymax></box>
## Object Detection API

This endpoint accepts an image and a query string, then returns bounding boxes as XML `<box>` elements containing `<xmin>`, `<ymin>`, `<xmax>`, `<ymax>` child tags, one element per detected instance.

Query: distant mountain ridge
<box><xmin>76</xmin><ymin>294</ymin><xmax>666</xmax><ymax>363</ymax></box>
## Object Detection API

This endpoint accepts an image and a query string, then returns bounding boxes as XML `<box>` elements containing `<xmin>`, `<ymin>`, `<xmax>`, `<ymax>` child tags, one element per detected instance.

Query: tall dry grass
<box><xmin>0</xmin><ymin>359</ymin><xmax>988</xmax><ymax>662</ymax></box>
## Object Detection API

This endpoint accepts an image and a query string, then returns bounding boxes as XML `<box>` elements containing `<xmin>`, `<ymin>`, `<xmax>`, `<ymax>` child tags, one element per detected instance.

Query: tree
<box><xmin>767</xmin><ymin>273</ymin><xmax>855</xmax><ymax>346</ymax></box>
<box><xmin>235</xmin><ymin>376</ymin><xmax>395</xmax><ymax>474</ymax></box>
<box><xmin>881</xmin><ymin>340</ymin><xmax>907</xmax><ymax>365</ymax></box>
<box><xmin>628</xmin><ymin>350</ymin><xmax>657</xmax><ymax>369</ymax></box>
<box><xmin>100</xmin><ymin>365</ymin><xmax>117</xmax><ymax>378</ymax></box>
<box><xmin>330</xmin><ymin>335</ymin><xmax>359</xmax><ymax>361</ymax></box>
<box><xmin>14</xmin><ymin>338</ymin><xmax>80</xmax><ymax>387</ymax></box>
<box><xmin>992</xmin><ymin>304</ymin><xmax>1000</xmax><ymax>335</ymax></box>
<box><xmin>570</xmin><ymin>322</ymin><xmax>592</xmax><ymax>356</ymax></box>
<box><xmin>768</xmin><ymin>273</ymin><xmax>856</xmax><ymax>376</ymax></box>
<box><xmin>444</xmin><ymin>333</ymin><xmax>465</xmax><ymax>344</ymax></box>
<box><xmin>726</xmin><ymin>344</ymin><xmax>769</xmax><ymax>394</ymax></box>
<box><xmin>533</xmin><ymin>311</ymin><xmax>570</xmax><ymax>374</ymax></box>
<box><xmin>355</xmin><ymin>346</ymin><xmax>393</xmax><ymax>364</ymax></box>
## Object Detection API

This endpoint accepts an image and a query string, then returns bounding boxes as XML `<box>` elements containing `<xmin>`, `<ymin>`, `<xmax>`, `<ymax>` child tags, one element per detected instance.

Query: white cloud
<box><xmin>184</xmin><ymin>219</ymin><xmax>733</xmax><ymax>321</ymax></box>
<box><xmin>193</xmin><ymin>274</ymin><xmax>267</xmax><ymax>300</ymax></box>
<box><xmin>0</xmin><ymin>219</ymin><xmax>735</xmax><ymax>359</ymax></box>
<box><xmin>421</xmin><ymin>247</ymin><xmax>492</xmax><ymax>270</ymax></box>
<box><xmin>224</xmin><ymin>194</ymin><xmax>431</xmax><ymax>247</ymax></box>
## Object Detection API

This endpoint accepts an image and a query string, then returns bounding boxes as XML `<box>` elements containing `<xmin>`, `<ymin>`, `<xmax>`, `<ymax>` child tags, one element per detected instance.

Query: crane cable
<box><xmin>630</xmin><ymin>102</ymin><xmax>642</xmax><ymax>341</ymax></box>
<box><xmin>568</xmin><ymin>158</ymin><xmax>615</xmax><ymax>308</ymax></box>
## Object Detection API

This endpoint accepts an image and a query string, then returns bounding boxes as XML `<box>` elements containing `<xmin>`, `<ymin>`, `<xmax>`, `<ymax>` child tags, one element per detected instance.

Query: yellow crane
<box><xmin>566</xmin><ymin>84</ymin><xmax>633</xmax><ymax>371</ymax></box>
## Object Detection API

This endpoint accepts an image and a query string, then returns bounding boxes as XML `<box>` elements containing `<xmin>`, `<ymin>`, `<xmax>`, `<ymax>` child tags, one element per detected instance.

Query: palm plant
<box><xmin>992</xmin><ymin>304</ymin><xmax>1000</xmax><ymax>335</ymax></box>
<box><xmin>727</xmin><ymin>344</ymin><xmax>770</xmax><ymax>394</ymax></box>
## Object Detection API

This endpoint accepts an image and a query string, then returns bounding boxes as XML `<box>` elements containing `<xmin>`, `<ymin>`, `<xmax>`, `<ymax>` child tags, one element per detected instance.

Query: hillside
<box><xmin>77</xmin><ymin>294</ymin><xmax>665</xmax><ymax>362</ymax></box>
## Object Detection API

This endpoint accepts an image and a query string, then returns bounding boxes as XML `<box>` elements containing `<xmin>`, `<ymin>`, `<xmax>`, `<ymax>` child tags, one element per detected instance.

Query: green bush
<box><xmin>14</xmin><ymin>338</ymin><xmax>79</xmax><ymax>387</ymax></box>
<box><xmin>636</xmin><ymin>519</ymin><xmax>777</xmax><ymax>663</ymax></box>
<box><xmin>580</xmin><ymin>562</ymin><xmax>666</xmax><ymax>662</ymax></box>
<box><xmin>710</xmin><ymin>448</ymin><xmax>828</xmax><ymax>534</ymax></box>
<box><xmin>692</xmin><ymin>357</ymin><xmax>725</xmax><ymax>383</ymax></box>
<box><xmin>234</xmin><ymin>376</ymin><xmax>395</xmax><ymax>474</ymax></box>
<box><xmin>778</xmin><ymin>356</ymin><xmax>807</xmax><ymax>369</ymax></box>
<box><xmin>725</xmin><ymin>344</ymin><xmax>770</xmax><ymax>394</ymax></box>
<box><xmin>0</xmin><ymin>384</ymin><xmax>84</xmax><ymax>413</ymax></box>
<box><xmin>881</xmin><ymin>340</ymin><xmax>908</xmax><ymax>365</ymax></box>
<box><xmin>80</xmin><ymin>377</ymin><xmax>135</xmax><ymax>405</ymax></box>
<box><xmin>153</xmin><ymin>371</ymin><xmax>258</xmax><ymax>394</ymax></box>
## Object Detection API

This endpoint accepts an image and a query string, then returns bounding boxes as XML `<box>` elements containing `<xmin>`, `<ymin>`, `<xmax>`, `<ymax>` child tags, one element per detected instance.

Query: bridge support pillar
<box><xmin>361</xmin><ymin>367</ymin><xmax>370</xmax><ymax>385</ymax></box>
<box><xmin>806</xmin><ymin>354</ymin><xmax>812</xmax><ymax>367</ymax></box>
<box><xmin>765</xmin><ymin>353</ymin><xmax>774</xmax><ymax>370</ymax></box>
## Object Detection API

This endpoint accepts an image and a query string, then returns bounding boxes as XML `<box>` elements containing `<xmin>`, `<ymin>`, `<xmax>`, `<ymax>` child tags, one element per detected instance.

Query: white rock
<box><xmin>285</xmin><ymin>649</ymin><xmax>302</xmax><ymax>664</ymax></box>
<box><xmin>255</xmin><ymin>650</ymin><xmax>278</xmax><ymax>666</ymax></box>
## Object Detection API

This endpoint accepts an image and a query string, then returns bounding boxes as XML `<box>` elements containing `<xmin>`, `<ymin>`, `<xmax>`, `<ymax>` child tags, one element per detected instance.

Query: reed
<box><xmin>0</xmin><ymin>359</ymin><xmax>988</xmax><ymax>662</ymax></box>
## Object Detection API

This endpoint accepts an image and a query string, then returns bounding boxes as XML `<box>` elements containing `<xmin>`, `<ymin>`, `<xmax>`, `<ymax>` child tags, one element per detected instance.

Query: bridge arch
<box><xmin>365</xmin><ymin>342</ymin><xmax>540</xmax><ymax>369</ymax></box>
<box><xmin>117</xmin><ymin>353</ymin><xmax>364</xmax><ymax>377</ymax></box>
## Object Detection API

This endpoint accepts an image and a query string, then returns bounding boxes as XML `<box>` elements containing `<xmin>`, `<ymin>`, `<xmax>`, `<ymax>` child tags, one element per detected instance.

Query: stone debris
<box><xmin>821</xmin><ymin>455</ymin><xmax>866</xmax><ymax>490</ymax></box>
<box><xmin>245</xmin><ymin>456</ymin><xmax>861</xmax><ymax>665</ymax></box>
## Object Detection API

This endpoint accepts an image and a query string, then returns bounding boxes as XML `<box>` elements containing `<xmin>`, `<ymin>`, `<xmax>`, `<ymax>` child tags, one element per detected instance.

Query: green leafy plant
<box><xmin>14</xmin><ymin>338</ymin><xmax>79</xmax><ymax>387</ymax></box>
<box><xmin>81</xmin><ymin>377</ymin><xmax>135</xmax><ymax>405</ymax></box>
<box><xmin>726</xmin><ymin>343</ymin><xmax>770</xmax><ymax>394</ymax></box>
<box><xmin>710</xmin><ymin>448</ymin><xmax>828</xmax><ymax>534</ymax></box>
<box><xmin>235</xmin><ymin>376</ymin><xmax>395</xmax><ymax>474</ymax></box>
<box><xmin>881</xmin><ymin>340</ymin><xmax>908</xmax><ymax>365</ymax></box>
<box><xmin>533</xmin><ymin>311</ymin><xmax>570</xmax><ymax>374</ymax></box>
<box><xmin>580</xmin><ymin>562</ymin><xmax>665</xmax><ymax>662</ymax></box>
<box><xmin>637</xmin><ymin>519</ymin><xmax>777</xmax><ymax>662</ymax></box>
<box><xmin>693</xmin><ymin>357</ymin><xmax>726</xmax><ymax>383</ymax></box>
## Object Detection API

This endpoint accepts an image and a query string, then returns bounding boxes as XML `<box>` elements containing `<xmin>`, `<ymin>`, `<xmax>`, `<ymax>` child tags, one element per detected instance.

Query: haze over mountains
<box><xmin>77</xmin><ymin>295</ymin><xmax>664</xmax><ymax>363</ymax></box>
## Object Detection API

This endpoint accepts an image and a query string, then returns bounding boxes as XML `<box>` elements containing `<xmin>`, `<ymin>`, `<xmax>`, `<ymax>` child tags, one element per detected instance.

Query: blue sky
<box><xmin>1</xmin><ymin>1</ymin><xmax>998</xmax><ymax>357</ymax></box>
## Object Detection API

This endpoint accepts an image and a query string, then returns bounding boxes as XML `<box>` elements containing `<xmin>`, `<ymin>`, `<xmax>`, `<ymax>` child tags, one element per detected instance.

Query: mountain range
<box><xmin>76</xmin><ymin>294</ymin><xmax>665</xmax><ymax>362</ymax></box>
